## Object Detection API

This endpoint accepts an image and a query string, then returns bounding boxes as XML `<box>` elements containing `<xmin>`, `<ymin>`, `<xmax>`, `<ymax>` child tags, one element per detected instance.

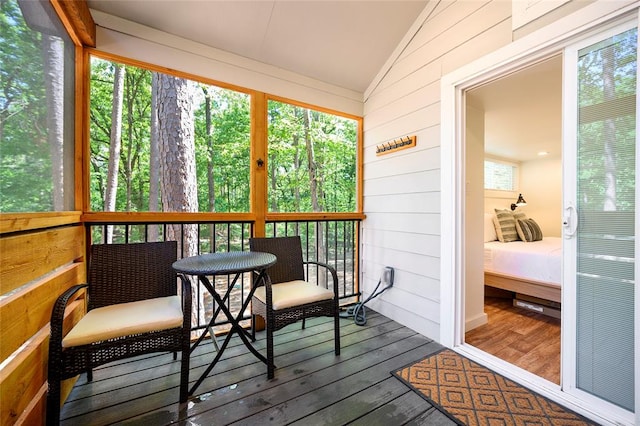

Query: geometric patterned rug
<box><xmin>392</xmin><ymin>349</ymin><xmax>598</xmax><ymax>426</ymax></box>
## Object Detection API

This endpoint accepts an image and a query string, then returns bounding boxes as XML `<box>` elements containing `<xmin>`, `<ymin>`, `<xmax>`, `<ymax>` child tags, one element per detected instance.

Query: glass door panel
<box><xmin>570</xmin><ymin>25</ymin><xmax>637</xmax><ymax>412</ymax></box>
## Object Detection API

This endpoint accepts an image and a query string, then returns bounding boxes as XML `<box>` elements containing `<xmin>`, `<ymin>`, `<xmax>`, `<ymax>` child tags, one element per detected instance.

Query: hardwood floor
<box><xmin>465</xmin><ymin>296</ymin><xmax>561</xmax><ymax>384</ymax></box>
<box><xmin>59</xmin><ymin>311</ymin><xmax>456</xmax><ymax>425</ymax></box>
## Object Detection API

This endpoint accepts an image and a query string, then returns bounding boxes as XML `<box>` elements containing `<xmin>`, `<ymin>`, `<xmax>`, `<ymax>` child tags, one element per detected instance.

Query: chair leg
<box><xmin>179</xmin><ymin>346</ymin><xmax>190</xmax><ymax>403</ymax></box>
<box><xmin>251</xmin><ymin>314</ymin><xmax>256</xmax><ymax>342</ymax></box>
<box><xmin>46</xmin><ymin>375</ymin><xmax>61</xmax><ymax>426</ymax></box>
<box><xmin>334</xmin><ymin>310</ymin><xmax>341</xmax><ymax>356</ymax></box>
<box><xmin>301</xmin><ymin>317</ymin><xmax>306</xmax><ymax>329</ymax></box>
<box><xmin>267</xmin><ymin>326</ymin><xmax>274</xmax><ymax>379</ymax></box>
<box><xmin>85</xmin><ymin>352</ymin><xmax>93</xmax><ymax>381</ymax></box>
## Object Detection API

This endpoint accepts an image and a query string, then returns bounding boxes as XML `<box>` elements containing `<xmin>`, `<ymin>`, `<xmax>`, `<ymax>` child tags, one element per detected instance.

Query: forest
<box><xmin>89</xmin><ymin>57</ymin><xmax>358</xmax><ymax>217</ymax></box>
<box><xmin>1</xmin><ymin>0</ymin><xmax>358</xmax><ymax>218</ymax></box>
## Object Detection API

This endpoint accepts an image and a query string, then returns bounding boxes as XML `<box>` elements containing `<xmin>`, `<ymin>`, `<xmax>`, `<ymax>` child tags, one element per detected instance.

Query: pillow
<box><xmin>484</xmin><ymin>213</ymin><xmax>497</xmax><ymax>242</ymax></box>
<box><xmin>493</xmin><ymin>209</ymin><xmax>519</xmax><ymax>242</ymax></box>
<box><xmin>513</xmin><ymin>211</ymin><xmax>528</xmax><ymax>240</ymax></box>
<box><xmin>517</xmin><ymin>218</ymin><xmax>543</xmax><ymax>242</ymax></box>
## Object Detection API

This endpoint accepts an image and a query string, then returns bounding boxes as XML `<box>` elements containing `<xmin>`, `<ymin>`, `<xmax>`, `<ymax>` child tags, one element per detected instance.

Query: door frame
<box><xmin>440</xmin><ymin>2</ymin><xmax>638</xmax><ymax>425</ymax></box>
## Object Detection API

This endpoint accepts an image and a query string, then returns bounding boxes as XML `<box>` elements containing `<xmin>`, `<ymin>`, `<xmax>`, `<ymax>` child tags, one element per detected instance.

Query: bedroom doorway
<box><xmin>440</xmin><ymin>9</ymin><xmax>639</xmax><ymax>424</ymax></box>
<box><xmin>462</xmin><ymin>56</ymin><xmax>563</xmax><ymax>385</ymax></box>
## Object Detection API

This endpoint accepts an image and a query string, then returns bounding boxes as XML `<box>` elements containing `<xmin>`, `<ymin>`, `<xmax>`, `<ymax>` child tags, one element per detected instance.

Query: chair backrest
<box><xmin>87</xmin><ymin>241</ymin><xmax>178</xmax><ymax>310</ymax></box>
<box><xmin>249</xmin><ymin>236</ymin><xmax>305</xmax><ymax>284</ymax></box>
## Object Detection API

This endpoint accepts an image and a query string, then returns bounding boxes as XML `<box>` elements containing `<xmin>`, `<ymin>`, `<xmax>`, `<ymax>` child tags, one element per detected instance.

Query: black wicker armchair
<box><xmin>249</xmin><ymin>236</ymin><xmax>340</xmax><ymax>379</ymax></box>
<box><xmin>46</xmin><ymin>241</ymin><xmax>192</xmax><ymax>425</ymax></box>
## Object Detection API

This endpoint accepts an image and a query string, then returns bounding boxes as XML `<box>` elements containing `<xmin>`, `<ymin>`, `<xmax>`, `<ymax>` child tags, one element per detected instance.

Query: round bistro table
<box><xmin>172</xmin><ymin>251</ymin><xmax>277</xmax><ymax>396</ymax></box>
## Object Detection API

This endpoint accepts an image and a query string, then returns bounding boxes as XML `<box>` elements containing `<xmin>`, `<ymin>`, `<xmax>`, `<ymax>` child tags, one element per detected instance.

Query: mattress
<box><xmin>484</xmin><ymin>237</ymin><xmax>562</xmax><ymax>286</ymax></box>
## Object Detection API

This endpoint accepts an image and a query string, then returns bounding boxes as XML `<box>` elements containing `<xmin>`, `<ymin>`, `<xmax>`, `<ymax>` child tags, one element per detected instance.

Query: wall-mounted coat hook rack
<box><xmin>376</xmin><ymin>135</ymin><xmax>416</xmax><ymax>156</ymax></box>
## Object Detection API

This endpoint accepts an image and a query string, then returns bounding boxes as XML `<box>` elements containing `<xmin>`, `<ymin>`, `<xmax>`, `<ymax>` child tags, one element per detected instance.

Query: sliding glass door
<box><xmin>563</xmin><ymin>19</ymin><xmax>637</xmax><ymax>420</ymax></box>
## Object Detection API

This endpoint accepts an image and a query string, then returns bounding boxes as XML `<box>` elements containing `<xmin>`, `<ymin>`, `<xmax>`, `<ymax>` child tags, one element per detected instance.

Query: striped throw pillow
<box><xmin>493</xmin><ymin>209</ymin><xmax>519</xmax><ymax>242</ymax></box>
<box><xmin>517</xmin><ymin>218</ymin><xmax>543</xmax><ymax>242</ymax></box>
<box><xmin>513</xmin><ymin>211</ymin><xmax>528</xmax><ymax>240</ymax></box>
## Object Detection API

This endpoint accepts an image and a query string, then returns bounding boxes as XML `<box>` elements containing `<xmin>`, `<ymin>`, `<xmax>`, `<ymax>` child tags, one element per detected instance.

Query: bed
<box><xmin>484</xmin><ymin>237</ymin><xmax>562</xmax><ymax>304</ymax></box>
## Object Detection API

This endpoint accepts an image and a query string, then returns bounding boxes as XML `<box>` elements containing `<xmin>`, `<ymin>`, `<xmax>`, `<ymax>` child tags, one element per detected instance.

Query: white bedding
<box><xmin>484</xmin><ymin>237</ymin><xmax>562</xmax><ymax>286</ymax></box>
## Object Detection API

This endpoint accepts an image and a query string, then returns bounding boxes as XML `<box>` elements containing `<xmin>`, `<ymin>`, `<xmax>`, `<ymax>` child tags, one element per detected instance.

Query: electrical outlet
<box><xmin>383</xmin><ymin>266</ymin><xmax>394</xmax><ymax>286</ymax></box>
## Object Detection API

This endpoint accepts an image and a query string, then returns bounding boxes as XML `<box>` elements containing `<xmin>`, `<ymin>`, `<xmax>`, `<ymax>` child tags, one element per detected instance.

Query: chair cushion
<box><xmin>62</xmin><ymin>295</ymin><xmax>183</xmax><ymax>348</ymax></box>
<box><xmin>253</xmin><ymin>280</ymin><xmax>334</xmax><ymax>310</ymax></box>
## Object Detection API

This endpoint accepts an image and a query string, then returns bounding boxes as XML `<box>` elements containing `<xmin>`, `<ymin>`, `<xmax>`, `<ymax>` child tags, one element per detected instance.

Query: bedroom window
<box><xmin>484</xmin><ymin>158</ymin><xmax>519</xmax><ymax>192</ymax></box>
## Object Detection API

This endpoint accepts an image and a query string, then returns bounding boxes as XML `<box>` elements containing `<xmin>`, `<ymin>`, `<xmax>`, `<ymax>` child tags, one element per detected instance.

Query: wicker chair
<box><xmin>249</xmin><ymin>236</ymin><xmax>340</xmax><ymax>379</ymax></box>
<box><xmin>46</xmin><ymin>241</ymin><xmax>192</xmax><ymax>425</ymax></box>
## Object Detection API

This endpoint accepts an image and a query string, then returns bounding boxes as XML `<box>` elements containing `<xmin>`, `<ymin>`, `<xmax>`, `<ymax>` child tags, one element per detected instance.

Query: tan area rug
<box><xmin>392</xmin><ymin>349</ymin><xmax>597</xmax><ymax>426</ymax></box>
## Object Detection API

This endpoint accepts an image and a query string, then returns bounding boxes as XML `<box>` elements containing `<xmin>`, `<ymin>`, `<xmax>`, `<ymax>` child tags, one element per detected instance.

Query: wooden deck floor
<box><xmin>60</xmin><ymin>310</ymin><xmax>456</xmax><ymax>425</ymax></box>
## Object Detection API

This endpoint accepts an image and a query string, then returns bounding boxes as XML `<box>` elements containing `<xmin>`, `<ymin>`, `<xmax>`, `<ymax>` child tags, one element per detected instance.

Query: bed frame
<box><xmin>484</xmin><ymin>271</ymin><xmax>561</xmax><ymax>304</ymax></box>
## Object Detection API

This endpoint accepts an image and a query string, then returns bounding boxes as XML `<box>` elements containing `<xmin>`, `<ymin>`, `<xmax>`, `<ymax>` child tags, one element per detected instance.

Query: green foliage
<box><xmin>0</xmin><ymin>0</ymin><xmax>64</xmax><ymax>212</ymax></box>
<box><xmin>90</xmin><ymin>58</ymin><xmax>253</xmax><ymax>213</ymax></box>
<box><xmin>577</xmin><ymin>28</ymin><xmax>637</xmax><ymax>212</ymax></box>
<box><xmin>267</xmin><ymin>100</ymin><xmax>357</xmax><ymax>213</ymax></box>
<box><xmin>89</xmin><ymin>57</ymin><xmax>357</xmax><ymax>214</ymax></box>
<box><xmin>194</xmin><ymin>86</ymin><xmax>250</xmax><ymax>212</ymax></box>
<box><xmin>90</xmin><ymin>59</ymin><xmax>154</xmax><ymax>211</ymax></box>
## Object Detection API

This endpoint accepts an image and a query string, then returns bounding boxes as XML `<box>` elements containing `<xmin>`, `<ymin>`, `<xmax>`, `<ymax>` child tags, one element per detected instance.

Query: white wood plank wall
<box><xmin>361</xmin><ymin>0</ymin><xmax>514</xmax><ymax>341</ymax></box>
<box><xmin>361</xmin><ymin>0</ymin><xmax>600</xmax><ymax>340</ymax></box>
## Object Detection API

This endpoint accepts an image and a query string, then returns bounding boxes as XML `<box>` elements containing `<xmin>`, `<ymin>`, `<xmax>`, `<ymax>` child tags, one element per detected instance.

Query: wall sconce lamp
<box><xmin>511</xmin><ymin>193</ymin><xmax>527</xmax><ymax>211</ymax></box>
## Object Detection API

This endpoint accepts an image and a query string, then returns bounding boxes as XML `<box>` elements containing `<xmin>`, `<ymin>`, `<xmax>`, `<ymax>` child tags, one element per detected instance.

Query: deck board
<box><xmin>60</xmin><ymin>311</ymin><xmax>454</xmax><ymax>426</ymax></box>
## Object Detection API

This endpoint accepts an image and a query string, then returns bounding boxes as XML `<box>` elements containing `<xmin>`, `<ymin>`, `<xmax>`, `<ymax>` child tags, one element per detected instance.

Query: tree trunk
<box><xmin>205</xmin><ymin>88</ymin><xmax>216</xmax><ymax>249</ymax></box>
<box><xmin>149</xmin><ymin>72</ymin><xmax>160</xmax><ymax>241</ymax></box>
<box><xmin>304</xmin><ymin>109</ymin><xmax>324</xmax><ymax>213</ymax></box>
<box><xmin>156</xmin><ymin>74</ymin><xmax>203</xmax><ymax>328</ymax></box>
<box><xmin>304</xmin><ymin>110</ymin><xmax>327</xmax><ymax>280</ymax></box>
<box><xmin>270</xmin><ymin>160</ymin><xmax>278</xmax><ymax>212</ymax></box>
<box><xmin>124</xmin><ymin>71</ymin><xmax>134</xmax><ymax>212</ymax></box>
<box><xmin>105</xmin><ymin>63</ymin><xmax>125</xmax><ymax>243</ymax></box>
<box><xmin>42</xmin><ymin>35</ymin><xmax>64</xmax><ymax>211</ymax></box>
<box><xmin>293</xmin><ymin>133</ymin><xmax>301</xmax><ymax>210</ymax></box>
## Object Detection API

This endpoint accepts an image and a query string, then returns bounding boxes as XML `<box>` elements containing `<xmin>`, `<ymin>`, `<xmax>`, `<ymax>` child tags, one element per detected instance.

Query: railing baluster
<box><xmin>87</xmin><ymin>219</ymin><xmax>358</xmax><ymax>333</ymax></box>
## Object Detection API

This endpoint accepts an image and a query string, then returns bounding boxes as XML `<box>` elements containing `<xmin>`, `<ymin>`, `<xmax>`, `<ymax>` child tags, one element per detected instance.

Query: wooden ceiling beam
<box><xmin>50</xmin><ymin>0</ymin><xmax>96</xmax><ymax>47</ymax></box>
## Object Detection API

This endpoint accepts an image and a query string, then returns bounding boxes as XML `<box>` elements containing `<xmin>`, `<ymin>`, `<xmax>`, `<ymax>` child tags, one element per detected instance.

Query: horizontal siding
<box><xmin>364</xmin><ymin>143</ymin><xmax>439</xmax><ymax>174</ymax></box>
<box><xmin>364</xmin><ymin>169</ymin><xmax>440</xmax><ymax>196</ymax></box>
<box><xmin>362</xmin><ymin>0</ymin><xmax>511</xmax><ymax>344</ymax></box>
<box><xmin>441</xmin><ymin>17</ymin><xmax>513</xmax><ymax>75</ymax></box>
<box><xmin>364</xmin><ymin>80</ymin><xmax>441</xmax><ymax>132</ymax></box>
<box><xmin>365</xmin><ymin>192</ymin><xmax>440</xmax><ymax>214</ymax></box>
<box><xmin>363</xmin><ymin>212</ymin><xmax>440</xmax><ymax>236</ymax></box>
<box><xmin>363</xmin><ymin>229</ymin><xmax>440</xmax><ymax>258</ymax></box>
<box><xmin>364</xmin><ymin>62</ymin><xmax>441</xmax><ymax>118</ymax></box>
<box><xmin>364</xmin><ymin>106</ymin><xmax>441</xmax><ymax>151</ymax></box>
<box><xmin>398</xmin><ymin>0</ymin><xmax>488</xmax><ymax>61</ymax></box>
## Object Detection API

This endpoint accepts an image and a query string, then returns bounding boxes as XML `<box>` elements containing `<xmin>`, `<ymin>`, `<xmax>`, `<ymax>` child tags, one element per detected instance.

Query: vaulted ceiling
<box><xmin>86</xmin><ymin>0</ymin><xmax>428</xmax><ymax>93</ymax></box>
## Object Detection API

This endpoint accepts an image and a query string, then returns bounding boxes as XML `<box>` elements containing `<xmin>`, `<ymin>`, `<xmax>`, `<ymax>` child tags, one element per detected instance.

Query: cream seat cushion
<box><xmin>62</xmin><ymin>295</ymin><xmax>183</xmax><ymax>348</ymax></box>
<box><xmin>253</xmin><ymin>280</ymin><xmax>334</xmax><ymax>310</ymax></box>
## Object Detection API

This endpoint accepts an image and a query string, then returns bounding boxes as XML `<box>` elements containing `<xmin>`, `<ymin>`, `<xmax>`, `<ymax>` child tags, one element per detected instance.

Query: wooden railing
<box><xmin>0</xmin><ymin>212</ymin><xmax>86</xmax><ymax>425</ymax></box>
<box><xmin>0</xmin><ymin>211</ymin><xmax>361</xmax><ymax>424</ymax></box>
<box><xmin>85</xmin><ymin>217</ymin><xmax>361</xmax><ymax>333</ymax></box>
